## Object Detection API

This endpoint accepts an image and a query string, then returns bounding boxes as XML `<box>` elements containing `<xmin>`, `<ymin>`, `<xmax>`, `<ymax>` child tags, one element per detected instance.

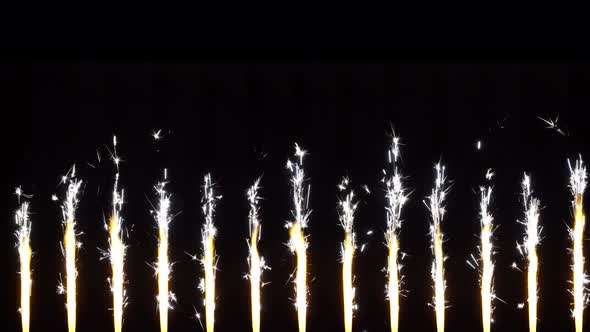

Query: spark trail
<box><xmin>286</xmin><ymin>144</ymin><xmax>311</xmax><ymax>332</ymax></box>
<box><xmin>15</xmin><ymin>188</ymin><xmax>32</xmax><ymax>332</ymax></box>
<box><xmin>247</xmin><ymin>178</ymin><xmax>268</xmax><ymax>332</ymax></box>
<box><xmin>517</xmin><ymin>174</ymin><xmax>540</xmax><ymax>332</ymax></box>
<box><xmin>426</xmin><ymin>164</ymin><xmax>447</xmax><ymax>332</ymax></box>
<box><xmin>338</xmin><ymin>177</ymin><xmax>360</xmax><ymax>332</ymax></box>
<box><xmin>568</xmin><ymin>157</ymin><xmax>587</xmax><ymax>332</ymax></box>
<box><xmin>200</xmin><ymin>174</ymin><xmax>220</xmax><ymax>332</ymax></box>
<box><xmin>382</xmin><ymin>136</ymin><xmax>408</xmax><ymax>332</ymax></box>
<box><xmin>59</xmin><ymin>167</ymin><xmax>82</xmax><ymax>332</ymax></box>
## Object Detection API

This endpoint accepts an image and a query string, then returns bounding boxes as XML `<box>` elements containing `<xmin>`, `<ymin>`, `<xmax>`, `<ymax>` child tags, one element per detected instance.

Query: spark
<box><xmin>57</xmin><ymin>282</ymin><xmax>65</xmax><ymax>295</ymax></box>
<box><xmin>15</xmin><ymin>188</ymin><xmax>32</xmax><ymax>332</ymax></box>
<box><xmin>153</xmin><ymin>129</ymin><xmax>162</xmax><ymax>140</ymax></box>
<box><xmin>517</xmin><ymin>173</ymin><xmax>541</xmax><ymax>332</ymax></box>
<box><xmin>477</xmin><ymin>140</ymin><xmax>482</xmax><ymax>150</ymax></box>
<box><xmin>383</xmin><ymin>135</ymin><xmax>408</xmax><ymax>332</ymax></box>
<box><xmin>105</xmin><ymin>136</ymin><xmax>127</xmax><ymax>332</ymax></box>
<box><xmin>59</xmin><ymin>166</ymin><xmax>82</xmax><ymax>332</ymax></box>
<box><xmin>426</xmin><ymin>163</ymin><xmax>447</xmax><ymax>332</ymax></box>
<box><xmin>286</xmin><ymin>143</ymin><xmax>311</xmax><ymax>332</ymax></box>
<box><xmin>568</xmin><ymin>156</ymin><xmax>587</xmax><ymax>332</ymax></box>
<box><xmin>511</xmin><ymin>262</ymin><xmax>522</xmax><ymax>272</ymax></box>
<box><xmin>538</xmin><ymin>115</ymin><xmax>567</xmax><ymax>136</ymax></box>
<box><xmin>477</xmin><ymin>174</ymin><xmax>495</xmax><ymax>332</ymax></box>
<box><xmin>338</xmin><ymin>177</ymin><xmax>360</xmax><ymax>332</ymax></box>
<box><xmin>247</xmin><ymin>178</ymin><xmax>269</xmax><ymax>332</ymax></box>
<box><xmin>200</xmin><ymin>174</ymin><xmax>220</xmax><ymax>332</ymax></box>
<box><xmin>153</xmin><ymin>173</ymin><xmax>172</xmax><ymax>332</ymax></box>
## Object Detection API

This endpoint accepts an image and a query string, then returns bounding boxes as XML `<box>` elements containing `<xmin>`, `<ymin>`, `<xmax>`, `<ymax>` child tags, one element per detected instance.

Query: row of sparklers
<box><xmin>14</xmin><ymin>135</ymin><xmax>589</xmax><ymax>332</ymax></box>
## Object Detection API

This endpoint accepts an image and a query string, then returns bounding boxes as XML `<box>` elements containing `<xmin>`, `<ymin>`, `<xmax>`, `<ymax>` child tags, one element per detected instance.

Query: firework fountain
<box><xmin>58</xmin><ymin>166</ymin><xmax>83</xmax><ymax>332</ymax></box>
<box><xmin>427</xmin><ymin>164</ymin><xmax>448</xmax><ymax>332</ymax></box>
<box><xmin>153</xmin><ymin>172</ymin><xmax>172</xmax><ymax>332</ymax></box>
<box><xmin>199</xmin><ymin>174</ymin><xmax>220</xmax><ymax>332</ymax></box>
<box><xmin>286</xmin><ymin>143</ymin><xmax>311</xmax><ymax>332</ymax></box>
<box><xmin>382</xmin><ymin>135</ymin><xmax>408</xmax><ymax>332</ymax></box>
<box><xmin>338</xmin><ymin>177</ymin><xmax>359</xmax><ymax>332</ymax></box>
<box><xmin>247</xmin><ymin>178</ymin><xmax>269</xmax><ymax>332</ymax></box>
<box><xmin>568</xmin><ymin>157</ymin><xmax>587</xmax><ymax>332</ymax></box>
<box><xmin>103</xmin><ymin>136</ymin><xmax>127</xmax><ymax>332</ymax></box>
<box><xmin>15</xmin><ymin>188</ymin><xmax>32</xmax><ymax>332</ymax></box>
<box><xmin>517</xmin><ymin>173</ymin><xmax>541</xmax><ymax>332</ymax></box>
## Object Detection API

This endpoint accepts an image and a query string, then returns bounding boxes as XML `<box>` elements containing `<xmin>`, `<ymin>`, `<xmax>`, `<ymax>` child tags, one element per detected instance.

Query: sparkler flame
<box><xmin>200</xmin><ymin>174</ymin><xmax>220</xmax><ymax>332</ymax></box>
<box><xmin>568</xmin><ymin>157</ymin><xmax>587</xmax><ymax>332</ymax></box>
<box><xmin>518</xmin><ymin>174</ymin><xmax>540</xmax><ymax>332</ymax></box>
<box><xmin>338</xmin><ymin>177</ymin><xmax>359</xmax><ymax>332</ymax></box>
<box><xmin>15</xmin><ymin>189</ymin><xmax>32</xmax><ymax>332</ymax></box>
<box><xmin>153</xmin><ymin>175</ymin><xmax>172</xmax><ymax>332</ymax></box>
<box><xmin>286</xmin><ymin>143</ymin><xmax>311</xmax><ymax>332</ymax></box>
<box><xmin>247</xmin><ymin>178</ymin><xmax>269</xmax><ymax>332</ymax></box>
<box><xmin>427</xmin><ymin>163</ymin><xmax>447</xmax><ymax>332</ymax></box>
<box><xmin>383</xmin><ymin>136</ymin><xmax>408</xmax><ymax>332</ymax></box>
<box><xmin>60</xmin><ymin>167</ymin><xmax>82</xmax><ymax>332</ymax></box>
<box><xmin>107</xmin><ymin>137</ymin><xmax>126</xmax><ymax>332</ymax></box>
<box><xmin>478</xmin><ymin>171</ymin><xmax>495</xmax><ymax>332</ymax></box>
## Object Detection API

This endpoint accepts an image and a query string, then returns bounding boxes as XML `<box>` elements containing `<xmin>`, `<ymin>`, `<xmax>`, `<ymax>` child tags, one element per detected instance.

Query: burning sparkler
<box><xmin>286</xmin><ymin>143</ymin><xmax>311</xmax><ymax>332</ymax></box>
<box><xmin>426</xmin><ymin>163</ymin><xmax>447</xmax><ymax>332</ymax></box>
<box><xmin>517</xmin><ymin>173</ymin><xmax>541</xmax><ymax>332</ymax></box>
<box><xmin>153</xmin><ymin>172</ymin><xmax>172</xmax><ymax>332</ymax></box>
<box><xmin>338</xmin><ymin>177</ymin><xmax>360</xmax><ymax>332</ymax></box>
<box><xmin>568</xmin><ymin>157</ymin><xmax>588</xmax><ymax>332</ymax></box>
<box><xmin>104</xmin><ymin>136</ymin><xmax>127</xmax><ymax>332</ymax></box>
<box><xmin>478</xmin><ymin>170</ymin><xmax>495</xmax><ymax>332</ymax></box>
<box><xmin>58</xmin><ymin>166</ymin><xmax>83</xmax><ymax>332</ymax></box>
<box><xmin>382</xmin><ymin>135</ymin><xmax>408</xmax><ymax>332</ymax></box>
<box><xmin>15</xmin><ymin>188</ymin><xmax>32</xmax><ymax>332</ymax></box>
<box><xmin>200</xmin><ymin>174</ymin><xmax>221</xmax><ymax>332</ymax></box>
<box><xmin>247</xmin><ymin>178</ymin><xmax>268</xmax><ymax>332</ymax></box>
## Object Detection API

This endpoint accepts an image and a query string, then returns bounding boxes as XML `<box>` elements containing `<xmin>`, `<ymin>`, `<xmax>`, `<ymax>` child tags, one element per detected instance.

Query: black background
<box><xmin>0</xmin><ymin>62</ymin><xmax>588</xmax><ymax>331</ymax></box>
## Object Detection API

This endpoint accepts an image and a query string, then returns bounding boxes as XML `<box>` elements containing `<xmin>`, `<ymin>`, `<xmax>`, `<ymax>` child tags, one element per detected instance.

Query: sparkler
<box><xmin>338</xmin><ymin>177</ymin><xmax>359</xmax><ymax>332</ymax></box>
<box><xmin>153</xmin><ymin>172</ymin><xmax>172</xmax><ymax>332</ymax></box>
<box><xmin>200</xmin><ymin>174</ymin><xmax>220</xmax><ymax>332</ymax></box>
<box><xmin>247</xmin><ymin>178</ymin><xmax>268</xmax><ymax>332</ymax></box>
<box><xmin>105</xmin><ymin>136</ymin><xmax>126</xmax><ymax>332</ymax></box>
<box><xmin>478</xmin><ymin>170</ymin><xmax>495</xmax><ymax>332</ymax></box>
<box><xmin>15</xmin><ymin>188</ymin><xmax>32</xmax><ymax>332</ymax></box>
<box><xmin>517</xmin><ymin>174</ymin><xmax>541</xmax><ymax>332</ymax></box>
<box><xmin>286</xmin><ymin>143</ymin><xmax>311</xmax><ymax>332</ymax></box>
<box><xmin>382</xmin><ymin>135</ymin><xmax>408</xmax><ymax>332</ymax></box>
<box><xmin>426</xmin><ymin>163</ymin><xmax>447</xmax><ymax>332</ymax></box>
<box><xmin>568</xmin><ymin>157</ymin><xmax>587</xmax><ymax>332</ymax></box>
<box><xmin>58</xmin><ymin>166</ymin><xmax>83</xmax><ymax>332</ymax></box>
